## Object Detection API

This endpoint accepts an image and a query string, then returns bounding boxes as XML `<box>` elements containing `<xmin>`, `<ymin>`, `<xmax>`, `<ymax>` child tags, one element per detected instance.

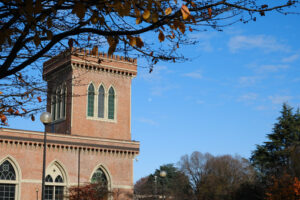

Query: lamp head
<box><xmin>40</xmin><ymin>112</ymin><xmax>52</xmax><ymax>124</ymax></box>
<box><xmin>160</xmin><ymin>170</ymin><xmax>167</xmax><ymax>178</ymax></box>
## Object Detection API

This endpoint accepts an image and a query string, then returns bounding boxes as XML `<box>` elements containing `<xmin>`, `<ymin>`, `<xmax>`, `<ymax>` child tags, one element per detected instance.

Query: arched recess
<box><xmin>56</xmin><ymin>87</ymin><xmax>61</xmax><ymax>120</ymax></box>
<box><xmin>61</xmin><ymin>83</ymin><xmax>67</xmax><ymax>119</ymax></box>
<box><xmin>90</xmin><ymin>164</ymin><xmax>112</xmax><ymax>200</ymax></box>
<box><xmin>0</xmin><ymin>156</ymin><xmax>21</xmax><ymax>200</ymax></box>
<box><xmin>45</xmin><ymin>160</ymin><xmax>68</xmax><ymax>200</ymax></box>
<box><xmin>87</xmin><ymin>83</ymin><xmax>95</xmax><ymax>117</ymax></box>
<box><xmin>108</xmin><ymin>86</ymin><xmax>116</xmax><ymax>120</ymax></box>
<box><xmin>98</xmin><ymin>84</ymin><xmax>105</xmax><ymax>118</ymax></box>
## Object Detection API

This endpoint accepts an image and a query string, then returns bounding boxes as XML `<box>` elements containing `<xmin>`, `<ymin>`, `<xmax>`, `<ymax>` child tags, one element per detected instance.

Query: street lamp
<box><xmin>40</xmin><ymin>112</ymin><xmax>52</xmax><ymax>200</ymax></box>
<box><xmin>160</xmin><ymin>171</ymin><xmax>167</xmax><ymax>200</ymax></box>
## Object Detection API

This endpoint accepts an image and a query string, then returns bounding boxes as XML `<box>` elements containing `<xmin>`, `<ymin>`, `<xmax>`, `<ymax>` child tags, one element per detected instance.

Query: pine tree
<box><xmin>251</xmin><ymin>104</ymin><xmax>300</xmax><ymax>178</ymax></box>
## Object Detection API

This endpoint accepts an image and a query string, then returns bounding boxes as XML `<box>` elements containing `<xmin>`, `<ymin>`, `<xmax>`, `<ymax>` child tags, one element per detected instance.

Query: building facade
<box><xmin>0</xmin><ymin>48</ymin><xmax>140</xmax><ymax>200</ymax></box>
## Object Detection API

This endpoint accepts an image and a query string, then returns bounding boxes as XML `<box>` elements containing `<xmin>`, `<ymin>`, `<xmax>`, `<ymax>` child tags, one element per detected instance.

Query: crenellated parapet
<box><xmin>43</xmin><ymin>48</ymin><xmax>137</xmax><ymax>81</ymax></box>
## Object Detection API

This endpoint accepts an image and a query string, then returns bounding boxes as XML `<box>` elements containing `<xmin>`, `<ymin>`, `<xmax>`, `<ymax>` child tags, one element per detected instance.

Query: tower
<box><xmin>43</xmin><ymin>48</ymin><xmax>137</xmax><ymax>140</ymax></box>
<box><xmin>0</xmin><ymin>48</ymin><xmax>139</xmax><ymax>200</ymax></box>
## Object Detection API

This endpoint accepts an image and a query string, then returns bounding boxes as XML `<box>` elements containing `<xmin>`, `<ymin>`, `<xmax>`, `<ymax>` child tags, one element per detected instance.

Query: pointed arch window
<box><xmin>51</xmin><ymin>94</ymin><xmax>56</xmax><ymax>121</ymax></box>
<box><xmin>56</xmin><ymin>87</ymin><xmax>61</xmax><ymax>120</ymax></box>
<box><xmin>98</xmin><ymin>85</ymin><xmax>105</xmax><ymax>118</ymax></box>
<box><xmin>45</xmin><ymin>164</ymin><xmax>66</xmax><ymax>200</ymax></box>
<box><xmin>91</xmin><ymin>168</ymin><xmax>108</xmax><ymax>187</ymax></box>
<box><xmin>0</xmin><ymin>160</ymin><xmax>17</xmax><ymax>200</ymax></box>
<box><xmin>87</xmin><ymin>84</ymin><xmax>95</xmax><ymax>117</ymax></box>
<box><xmin>108</xmin><ymin>87</ymin><xmax>115</xmax><ymax>120</ymax></box>
<box><xmin>61</xmin><ymin>85</ymin><xmax>66</xmax><ymax>118</ymax></box>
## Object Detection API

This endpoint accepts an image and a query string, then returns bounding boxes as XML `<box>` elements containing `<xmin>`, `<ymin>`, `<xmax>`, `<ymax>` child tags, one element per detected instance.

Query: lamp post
<box><xmin>160</xmin><ymin>171</ymin><xmax>167</xmax><ymax>200</ymax></box>
<box><xmin>40</xmin><ymin>112</ymin><xmax>52</xmax><ymax>200</ymax></box>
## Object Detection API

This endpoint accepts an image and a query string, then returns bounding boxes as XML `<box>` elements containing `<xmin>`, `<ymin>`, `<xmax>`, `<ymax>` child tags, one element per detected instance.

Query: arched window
<box><xmin>56</xmin><ymin>87</ymin><xmax>61</xmax><ymax>120</ymax></box>
<box><xmin>108</xmin><ymin>87</ymin><xmax>115</xmax><ymax>120</ymax></box>
<box><xmin>51</xmin><ymin>94</ymin><xmax>56</xmax><ymax>121</ymax></box>
<box><xmin>0</xmin><ymin>160</ymin><xmax>17</xmax><ymax>200</ymax></box>
<box><xmin>45</xmin><ymin>163</ymin><xmax>66</xmax><ymax>200</ymax></box>
<box><xmin>61</xmin><ymin>85</ymin><xmax>66</xmax><ymax>118</ymax></box>
<box><xmin>87</xmin><ymin>84</ymin><xmax>95</xmax><ymax>117</ymax></box>
<box><xmin>98</xmin><ymin>85</ymin><xmax>105</xmax><ymax>118</ymax></box>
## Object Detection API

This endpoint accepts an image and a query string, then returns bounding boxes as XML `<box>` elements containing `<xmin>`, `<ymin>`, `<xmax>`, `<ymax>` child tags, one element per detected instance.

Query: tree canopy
<box><xmin>251</xmin><ymin>104</ymin><xmax>300</xmax><ymax>179</ymax></box>
<box><xmin>0</xmin><ymin>0</ymin><xmax>299</xmax><ymax>124</ymax></box>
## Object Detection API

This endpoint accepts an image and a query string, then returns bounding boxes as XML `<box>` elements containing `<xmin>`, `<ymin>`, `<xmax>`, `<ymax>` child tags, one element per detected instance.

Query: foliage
<box><xmin>68</xmin><ymin>183</ymin><xmax>110</xmax><ymax>200</ymax></box>
<box><xmin>265</xmin><ymin>173</ymin><xmax>300</xmax><ymax>200</ymax></box>
<box><xmin>134</xmin><ymin>164</ymin><xmax>192</xmax><ymax>200</ymax></box>
<box><xmin>251</xmin><ymin>104</ymin><xmax>300</xmax><ymax>179</ymax></box>
<box><xmin>0</xmin><ymin>0</ymin><xmax>299</xmax><ymax>124</ymax></box>
<box><xmin>178</xmin><ymin>152</ymin><xmax>256</xmax><ymax>200</ymax></box>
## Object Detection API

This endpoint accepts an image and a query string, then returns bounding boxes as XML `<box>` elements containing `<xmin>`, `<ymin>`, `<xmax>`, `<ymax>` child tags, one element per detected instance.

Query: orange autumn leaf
<box><xmin>37</xmin><ymin>96</ymin><xmax>42</xmax><ymax>102</ymax></box>
<box><xmin>1</xmin><ymin>115</ymin><xmax>7</xmax><ymax>123</ymax></box>
<box><xmin>208</xmin><ymin>7</ymin><xmax>212</xmax><ymax>18</ymax></box>
<box><xmin>142</xmin><ymin>10</ymin><xmax>150</xmax><ymax>20</ymax></box>
<box><xmin>158</xmin><ymin>30</ymin><xmax>165</xmax><ymax>42</ymax></box>
<box><xmin>165</xmin><ymin>7</ymin><xmax>172</xmax><ymax>15</ymax></box>
<box><xmin>181</xmin><ymin>5</ymin><xmax>190</xmax><ymax>20</ymax></box>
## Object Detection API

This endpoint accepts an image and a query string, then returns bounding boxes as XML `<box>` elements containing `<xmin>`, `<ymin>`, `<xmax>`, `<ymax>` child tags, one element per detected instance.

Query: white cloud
<box><xmin>257</xmin><ymin>64</ymin><xmax>289</xmax><ymax>73</ymax></box>
<box><xmin>183</xmin><ymin>71</ymin><xmax>203</xmax><ymax>79</ymax></box>
<box><xmin>282</xmin><ymin>54</ymin><xmax>299</xmax><ymax>63</ymax></box>
<box><xmin>238</xmin><ymin>76</ymin><xmax>260</xmax><ymax>86</ymax></box>
<box><xmin>196</xmin><ymin>100</ymin><xmax>205</xmax><ymax>104</ymax></box>
<box><xmin>138</xmin><ymin>117</ymin><xmax>158</xmax><ymax>126</ymax></box>
<box><xmin>238</xmin><ymin>93</ymin><xmax>258</xmax><ymax>102</ymax></box>
<box><xmin>268</xmin><ymin>95</ymin><xmax>292</xmax><ymax>104</ymax></box>
<box><xmin>228</xmin><ymin>35</ymin><xmax>289</xmax><ymax>53</ymax></box>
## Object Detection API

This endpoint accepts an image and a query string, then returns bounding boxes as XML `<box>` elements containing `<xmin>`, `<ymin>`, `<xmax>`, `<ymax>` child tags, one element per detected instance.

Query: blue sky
<box><xmin>7</xmin><ymin>11</ymin><xmax>300</xmax><ymax>182</ymax></box>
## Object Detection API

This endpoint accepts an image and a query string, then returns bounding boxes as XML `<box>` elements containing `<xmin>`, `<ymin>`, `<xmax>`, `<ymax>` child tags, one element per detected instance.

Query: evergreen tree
<box><xmin>251</xmin><ymin>104</ymin><xmax>300</xmax><ymax>178</ymax></box>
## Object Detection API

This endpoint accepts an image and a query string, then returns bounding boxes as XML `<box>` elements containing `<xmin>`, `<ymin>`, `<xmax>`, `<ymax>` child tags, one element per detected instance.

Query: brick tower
<box><xmin>0</xmin><ymin>48</ymin><xmax>139</xmax><ymax>200</ymax></box>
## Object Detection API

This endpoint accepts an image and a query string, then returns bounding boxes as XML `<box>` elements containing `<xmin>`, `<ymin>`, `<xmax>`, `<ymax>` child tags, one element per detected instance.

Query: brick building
<box><xmin>0</xmin><ymin>49</ymin><xmax>140</xmax><ymax>200</ymax></box>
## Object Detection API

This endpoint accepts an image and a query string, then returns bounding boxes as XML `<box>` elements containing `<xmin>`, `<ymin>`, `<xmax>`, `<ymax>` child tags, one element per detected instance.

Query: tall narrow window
<box><xmin>108</xmin><ymin>87</ymin><xmax>115</xmax><ymax>120</ymax></box>
<box><xmin>0</xmin><ymin>160</ymin><xmax>17</xmax><ymax>200</ymax></box>
<box><xmin>87</xmin><ymin>84</ymin><xmax>95</xmax><ymax>117</ymax></box>
<box><xmin>91</xmin><ymin>168</ymin><xmax>108</xmax><ymax>187</ymax></box>
<box><xmin>56</xmin><ymin>88</ymin><xmax>61</xmax><ymax>120</ymax></box>
<box><xmin>61</xmin><ymin>86</ymin><xmax>66</xmax><ymax>118</ymax></box>
<box><xmin>51</xmin><ymin>95</ymin><xmax>56</xmax><ymax>121</ymax></box>
<box><xmin>45</xmin><ymin>171</ymin><xmax>65</xmax><ymax>199</ymax></box>
<box><xmin>98</xmin><ymin>85</ymin><xmax>105</xmax><ymax>118</ymax></box>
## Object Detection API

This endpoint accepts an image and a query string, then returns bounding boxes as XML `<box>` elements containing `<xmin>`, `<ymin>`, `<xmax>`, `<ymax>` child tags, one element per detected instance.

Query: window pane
<box><xmin>87</xmin><ymin>84</ymin><xmax>95</xmax><ymax>117</ymax></box>
<box><xmin>57</xmin><ymin>89</ymin><xmax>61</xmax><ymax>120</ymax></box>
<box><xmin>55</xmin><ymin>186</ymin><xmax>64</xmax><ymax>200</ymax></box>
<box><xmin>91</xmin><ymin>168</ymin><xmax>108</xmax><ymax>187</ymax></box>
<box><xmin>0</xmin><ymin>161</ymin><xmax>16</xmax><ymax>181</ymax></box>
<box><xmin>0</xmin><ymin>184</ymin><xmax>15</xmax><ymax>200</ymax></box>
<box><xmin>45</xmin><ymin>175</ymin><xmax>53</xmax><ymax>182</ymax></box>
<box><xmin>108</xmin><ymin>87</ymin><xmax>115</xmax><ymax>120</ymax></box>
<box><xmin>98</xmin><ymin>86</ymin><xmax>105</xmax><ymax>118</ymax></box>
<box><xmin>55</xmin><ymin>175</ymin><xmax>63</xmax><ymax>183</ymax></box>
<box><xmin>45</xmin><ymin>186</ymin><xmax>54</xmax><ymax>200</ymax></box>
<box><xmin>52</xmin><ymin>95</ymin><xmax>56</xmax><ymax>121</ymax></box>
<box><xmin>62</xmin><ymin>87</ymin><xmax>66</xmax><ymax>118</ymax></box>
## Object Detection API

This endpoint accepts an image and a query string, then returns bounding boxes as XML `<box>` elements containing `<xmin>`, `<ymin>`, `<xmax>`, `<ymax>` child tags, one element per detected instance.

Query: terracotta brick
<box><xmin>0</xmin><ymin>50</ymin><xmax>139</xmax><ymax>200</ymax></box>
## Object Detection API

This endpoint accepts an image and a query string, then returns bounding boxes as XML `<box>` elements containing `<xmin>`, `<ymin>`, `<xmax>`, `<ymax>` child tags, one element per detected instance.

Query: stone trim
<box><xmin>0</xmin><ymin>135</ymin><xmax>139</xmax><ymax>158</ymax></box>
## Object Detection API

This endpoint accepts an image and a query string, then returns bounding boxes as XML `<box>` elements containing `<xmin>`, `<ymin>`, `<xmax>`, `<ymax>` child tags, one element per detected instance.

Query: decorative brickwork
<box><xmin>0</xmin><ymin>49</ymin><xmax>139</xmax><ymax>200</ymax></box>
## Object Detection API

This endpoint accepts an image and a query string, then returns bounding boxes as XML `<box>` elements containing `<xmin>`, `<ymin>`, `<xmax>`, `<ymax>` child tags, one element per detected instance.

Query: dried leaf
<box><xmin>136</xmin><ymin>37</ymin><xmax>144</xmax><ymax>48</ymax></box>
<box><xmin>158</xmin><ymin>30</ymin><xmax>165</xmax><ymax>42</ymax></box>
<box><xmin>37</xmin><ymin>96</ymin><xmax>42</xmax><ymax>102</ymax></box>
<box><xmin>1</xmin><ymin>115</ymin><xmax>7</xmax><ymax>123</ymax></box>
<box><xmin>68</xmin><ymin>38</ymin><xmax>73</xmax><ymax>48</ymax></box>
<box><xmin>142</xmin><ymin>10</ymin><xmax>151</xmax><ymax>20</ymax></box>
<box><xmin>136</xmin><ymin>17</ymin><xmax>142</xmax><ymax>24</ymax></box>
<box><xmin>31</xmin><ymin>114</ymin><xmax>35</xmax><ymax>121</ymax></box>
<box><xmin>181</xmin><ymin>5</ymin><xmax>190</xmax><ymax>20</ymax></box>
<box><xmin>208</xmin><ymin>7</ymin><xmax>212</xmax><ymax>18</ymax></box>
<box><xmin>165</xmin><ymin>7</ymin><xmax>172</xmax><ymax>15</ymax></box>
